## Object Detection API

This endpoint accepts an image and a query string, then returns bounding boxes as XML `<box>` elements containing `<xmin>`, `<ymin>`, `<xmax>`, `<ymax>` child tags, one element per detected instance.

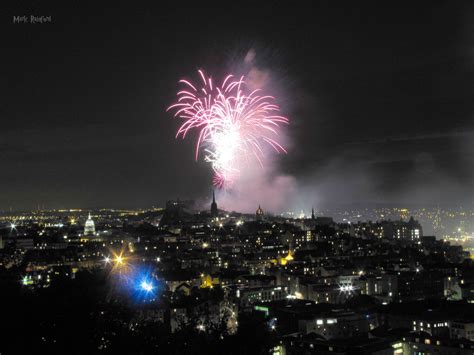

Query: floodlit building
<box><xmin>84</xmin><ymin>213</ymin><xmax>96</xmax><ymax>236</ymax></box>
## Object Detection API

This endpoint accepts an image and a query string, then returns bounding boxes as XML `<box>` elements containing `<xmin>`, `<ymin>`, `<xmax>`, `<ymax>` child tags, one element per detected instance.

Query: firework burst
<box><xmin>167</xmin><ymin>70</ymin><xmax>288</xmax><ymax>188</ymax></box>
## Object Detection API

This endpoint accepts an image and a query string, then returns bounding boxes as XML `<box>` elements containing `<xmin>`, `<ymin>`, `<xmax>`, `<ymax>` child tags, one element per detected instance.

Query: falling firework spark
<box><xmin>167</xmin><ymin>70</ymin><xmax>288</xmax><ymax>188</ymax></box>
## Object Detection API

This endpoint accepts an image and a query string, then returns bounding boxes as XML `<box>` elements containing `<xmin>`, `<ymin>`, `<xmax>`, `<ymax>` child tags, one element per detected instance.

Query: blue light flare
<box><xmin>122</xmin><ymin>265</ymin><xmax>162</xmax><ymax>303</ymax></box>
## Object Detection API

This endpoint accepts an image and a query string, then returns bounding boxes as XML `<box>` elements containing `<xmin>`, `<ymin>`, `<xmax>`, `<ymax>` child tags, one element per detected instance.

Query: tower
<box><xmin>210</xmin><ymin>190</ymin><xmax>218</xmax><ymax>218</ymax></box>
<box><xmin>84</xmin><ymin>212</ymin><xmax>96</xmax><ymax>236</ymax></box>
<box><xmin>311</xmin><ymin>207</ymin><xmax>315</xmax><ymax>220</ymax></box>
<box><xmin>256</xmin><ymin>205</ymin><xmax>264</xmax><ymax>221</ymax></box>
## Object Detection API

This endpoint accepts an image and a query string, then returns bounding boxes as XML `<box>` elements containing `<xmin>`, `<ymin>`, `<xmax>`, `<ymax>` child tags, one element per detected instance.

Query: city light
<box><xmin>108</xmin><ymin>250</ymin><xmax>132</xmax><ymax>274</ymax></box>
<box><xmin>113</xmin><ymin>252</ymin><xmax>125</xmax><ymax>266</ymax></box>
<box><xmin>339</xmin><ymin>285</ymin><xmax>354</xmax><ymax>293</ymax></box>
<box><xmin>115</xmin><ymin>265</ymin><xmax>162</xmax><ymax>303</ymax></box>
<box><xmin>140</xmin><ymin>280</ymin><xmax>154</xmax><ymax>292</ymax></box>
<box><xmin>268</xmin><ymin>317</ymin><xmax>278</xmax><ymax>331</ymax></box>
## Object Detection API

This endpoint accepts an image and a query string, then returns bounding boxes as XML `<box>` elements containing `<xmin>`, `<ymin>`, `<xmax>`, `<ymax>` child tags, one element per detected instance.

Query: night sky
<box><xmin>2</xmin><ymin>2</ymin><xmax>474</xmax><ymax>211</ymax></box>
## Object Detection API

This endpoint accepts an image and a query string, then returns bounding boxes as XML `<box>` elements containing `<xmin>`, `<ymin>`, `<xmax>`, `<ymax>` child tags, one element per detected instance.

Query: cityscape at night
<box><xmin>3</xmin><ymin>2</ymin><xmax>474</xmax><ymax>355</ymax></box>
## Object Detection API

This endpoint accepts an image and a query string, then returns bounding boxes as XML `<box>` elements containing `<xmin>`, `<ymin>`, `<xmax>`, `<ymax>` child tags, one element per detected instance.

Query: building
<box><xmin>299</xmin><ymin>282</ymin><xmax>359</xmax><ymax>304</ymax></box>
<box><xmin>450</xmin><ymin>321</ymin><xmax>474</xmax><ymax>341</ymax></box>
<box><xmin>15</xmin><ymin>237</ymin><xmax>34</xmax><ymax>250</ymax></box>
<box><xmin>84</xmin><ymin>213</ymin><xmax>96</xmax><ymax>236</ymax></box>
<box><xmin>210</xmin><ymin>190</ymin><xmax>218</xmax><ymax>218</ymax></box>
<box><xmin>298</xmin><ymin>309</ymin><xmax>376</xmax><ymax>339</ymax></box>
<box><xmin>413</xmin><ymin>318</ymin><xmax>450</xmax><ymax>337</ymax></box>
<box><xmin>256</xmin><ymin>205</ymin><xmax>264</xmax><ymax>221</ymax></box>
<box><xmin>380</xmin><ymin>218</ymin><xmax>422</xmax><ymax>240</ymax></box>
<box><xmin>314</xmin><ymin>217</ymin><xmax>334</xmax><ymax>226</ymax></box>
<box><xmin>237</xmin><ymin>285</ymin><xmax>286</xmax><ymax>308</ymax></box>
<box><xmin>444</xmin><ymin>276</ymin><xmax>463</xmax><ymax>300</ymax></box>
<box><xmin>399</xmin><ymin>332</ymin><xmax>474</xmax><ymax>355</ymax></box>
<box><xmin>159</xmin><ymin>199</ymin><xmax>195</xmax><ymax>226</ymax></box>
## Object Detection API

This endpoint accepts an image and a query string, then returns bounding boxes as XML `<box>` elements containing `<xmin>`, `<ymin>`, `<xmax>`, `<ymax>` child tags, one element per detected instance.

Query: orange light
<box><xmin>110</xmin><ymin>250</ymin><xmax>130</xmax><ymax>272</ymax></box>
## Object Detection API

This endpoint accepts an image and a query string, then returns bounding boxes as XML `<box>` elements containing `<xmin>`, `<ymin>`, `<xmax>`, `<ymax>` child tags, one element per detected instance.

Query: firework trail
<box><xmin>167</xmin><ymin>70</ymin><xmax>288</xmax><ymax>188</ymax></box>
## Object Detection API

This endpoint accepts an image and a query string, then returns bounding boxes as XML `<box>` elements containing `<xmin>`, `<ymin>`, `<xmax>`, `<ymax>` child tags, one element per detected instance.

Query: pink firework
<box><xmin>167</xmin><ymin>70</ymin><xmax>288</xmax><ymax>188</ymax></box>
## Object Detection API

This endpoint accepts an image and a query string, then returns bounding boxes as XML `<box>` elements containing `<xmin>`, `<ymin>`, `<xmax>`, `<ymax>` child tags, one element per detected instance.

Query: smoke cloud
<box><xmin>214</xmin><ymin>49</ymin><xmax>297</xmax><ymax>214</ymax></box>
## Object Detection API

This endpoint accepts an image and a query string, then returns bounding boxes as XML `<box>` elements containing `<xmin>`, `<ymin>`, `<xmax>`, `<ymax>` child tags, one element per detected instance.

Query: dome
<box><xmin>84</xmin><ymin>213</ymin><xmax>96</xmax><ymax>236</ymax></box>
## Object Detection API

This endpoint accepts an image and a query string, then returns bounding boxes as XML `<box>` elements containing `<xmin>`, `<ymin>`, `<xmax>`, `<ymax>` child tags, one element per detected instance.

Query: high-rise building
<box><xmin>84</xmin><ymin>213</ymin><xmax>96</xmax><ymax>236</ymax></box>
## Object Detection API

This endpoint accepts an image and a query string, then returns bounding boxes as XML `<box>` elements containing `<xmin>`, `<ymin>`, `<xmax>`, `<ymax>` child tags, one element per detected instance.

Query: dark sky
<box><xmin>2</xmin><ymin>2</ymin><xmax>474</xmax><ymax>210</ymax></box>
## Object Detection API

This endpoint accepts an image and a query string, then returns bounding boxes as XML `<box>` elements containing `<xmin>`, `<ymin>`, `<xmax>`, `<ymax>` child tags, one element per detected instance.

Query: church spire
<box><xmin>256</xmin><ymin>205</ymin><xmax>264</xmax><ymax>221</ymax></box>
<box><xmin>211</xmin><ymin>190</ymin><xmax>218</xmax><ymax>218</ymax></box>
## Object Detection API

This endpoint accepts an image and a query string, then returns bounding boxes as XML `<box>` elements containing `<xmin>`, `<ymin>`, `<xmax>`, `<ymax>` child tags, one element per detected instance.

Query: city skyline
<box><xmin>2</xmin><ymin>192</ymin><xmax>473</xmax><ymax>354</ymax></box>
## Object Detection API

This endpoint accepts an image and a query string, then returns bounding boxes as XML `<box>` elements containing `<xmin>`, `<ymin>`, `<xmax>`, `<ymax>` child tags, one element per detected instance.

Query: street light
<box><xmin>141</xmin><ymin>281</ymin><xmax>154</xmax><ymax>292</ymax></box>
